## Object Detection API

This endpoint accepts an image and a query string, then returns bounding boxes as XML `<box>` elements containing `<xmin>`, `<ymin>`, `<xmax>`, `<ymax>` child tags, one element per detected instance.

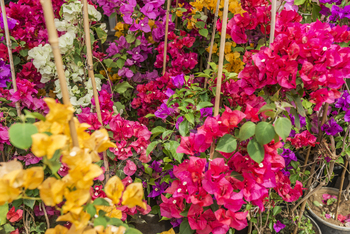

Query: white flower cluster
<box><xmin>27</xmin><ymin>0</ymin><xmax>103</xmax><ymax>109</ymax></box>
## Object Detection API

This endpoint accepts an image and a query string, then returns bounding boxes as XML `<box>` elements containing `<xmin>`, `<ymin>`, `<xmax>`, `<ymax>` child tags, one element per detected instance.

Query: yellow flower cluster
<box><xmin>205</xmin><ymin>42</ymin><xmax>245</xmax><ymax>73</ymax></box>
<box><xmin>190</xmin><ymin>0</ymin><xmax>245</xmax><ymax>19</ymax></box>
<box><xmin>114</xmin><ymin>22</ymin><xmax>128</xmax><ymax>38</ymax></box>
<box><xmin>0</xmin><ymin>160</ymin><xmax>44</xmax><ymax>205</ymax></box>
<box><xmin>4</xmin><ymin>98</ymin><xmax>146</xmax><ymax>234</ymax></box>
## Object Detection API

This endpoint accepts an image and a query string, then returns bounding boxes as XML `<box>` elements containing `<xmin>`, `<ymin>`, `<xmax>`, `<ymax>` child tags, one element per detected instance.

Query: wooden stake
<box><xmin>0</xmin><ymin>0</ymin><xmax>21</xmax><ymax>116</ymax></box>
<box><xmin>204</xmin><ymin>0</ymin><xmax>221</xmax><ymax>89</ymax></box>
<box><xmin>269</xmin><ymin>0</ymin><xmax>277</xmax><ymax>44</ymax></box>
<box><xmin>335</xmin><ymin>159</ymin><xmax>348</xmax><ymax>219</ymax></box>
<box><xmin>162</xmin><ymin>0</ymin><xmax>171</xmax><ymax>75</ymax></box>
<box><xmin>209</xmin><ymin>0</ymin><xmax>229</xmax><ymax>160</ymax></box>
<box><xmin>82</xmin><ymin>0</ymin><xmax>109</xmax><ymax>181</ymax></box>
<box><xmin>40</xmin><ymin>0</ymin><xmax>79</xmax><ymax>147</ymax></box>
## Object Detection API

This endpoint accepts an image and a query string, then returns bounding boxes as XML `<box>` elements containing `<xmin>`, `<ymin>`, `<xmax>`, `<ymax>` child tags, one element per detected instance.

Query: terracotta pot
<box><xmin>307</xmin><ymin>187</ymin><xmax>350</xmax><ymax>234</ymax></box>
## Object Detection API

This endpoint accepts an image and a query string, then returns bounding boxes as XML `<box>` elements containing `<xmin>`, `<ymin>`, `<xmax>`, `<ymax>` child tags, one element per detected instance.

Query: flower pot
<box><xmin>306</xmin><ymin>214</ymin><xmax>322</xmax><ymax>234</ymax></box>
<box><xmin>307</xmin><ymin>187</ymin><xmax>350</xmax><ymax>234</ymax></box>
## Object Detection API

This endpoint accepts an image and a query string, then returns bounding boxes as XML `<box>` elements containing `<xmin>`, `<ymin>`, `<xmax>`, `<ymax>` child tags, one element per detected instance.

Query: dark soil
<box><xmin>308</xmin><ymin>189</ymin><xmax>350</xmax><ymax>227</ymax></box>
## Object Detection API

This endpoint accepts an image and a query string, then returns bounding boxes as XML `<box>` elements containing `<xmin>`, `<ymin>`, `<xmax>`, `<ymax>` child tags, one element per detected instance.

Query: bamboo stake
<box><xmin>82</xmin><ymin>0</ymin><xmax>109</xmax><ymax>181</ymax></box>
<box><xmin>204</xmin><ymin>0</ymin><xmax>221</xmax><ymax>89</ymax></box>
<box><xmin>209</xmin><ymin>0</ymin><xmax>229</xmax><ymax>160</ymax></box>
<box><xmin>40</xmin><ymin>0</ymin><xmax>79</xmax><ymax>147</ymax></box>
<box><xmin>162</xmin><ymin>0</ymin><xmax>171</xmax><ymax>75</ymax></box>
<box><xmin>269</xmin><ymin>0</ymin><xmax>277</xmax><ymax>44</ymax></box>
<box><xmin>0</xmin><ymin>0</ymin><xmax>21</xmax><ymax>116</ymax></box>
<box><xmin>335</xmin><ymin>159</ymin><xmax>348</xmax><ymax>218</ymax></box>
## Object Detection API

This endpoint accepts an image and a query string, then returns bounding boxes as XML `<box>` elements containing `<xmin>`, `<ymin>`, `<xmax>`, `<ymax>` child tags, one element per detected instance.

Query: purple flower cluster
<box><xmin>155</xmin><ymin>102</ymin><xmax>175</xmax><ymax>119</ymax></box>
<box><xmin>0</xmin><ymin>60</ymin><xmax>11</xmax><ymax>88</ymax></box>
<box><xmin>335</xmin><ymin>91</ymin><xmax>350</xmax><ymax>121</ymax></box>
<box><xmin>0</xmin><ymin>16</ymin><xmax>18</xmax><ymax>30</ymax></box>
<box><xmin>321</xmin><ymin>118</ymin><xmax>343</xmax><ymax>136</ymax></box>
<box><xmin>321</xmin><ymin>4</ymin><xmax>350</xmax><ymax>21</ymax></box>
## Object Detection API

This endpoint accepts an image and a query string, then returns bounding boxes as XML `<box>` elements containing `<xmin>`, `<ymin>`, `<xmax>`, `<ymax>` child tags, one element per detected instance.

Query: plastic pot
<box><xmin>306</xmin><ymin>214</ymin><xmax>322</xmax><ymax>234</ymax></box>
<box><xmin>307</xmin><ymin>187</ymin><xmax>350</xmax><ymax>234</ymax></box>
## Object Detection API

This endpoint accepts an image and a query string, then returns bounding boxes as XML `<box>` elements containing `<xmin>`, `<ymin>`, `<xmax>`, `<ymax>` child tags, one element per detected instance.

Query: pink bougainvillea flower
<box><xmin>273</xmin><ymin>220</ymin><xmax>286</xmax><ymax>233</ymax></box>
<box><xmin>188</xmin><ymin>204</ymin><xmax>206</xmax><ymax>231</ymax></box>
<box><xmin>7</xmin><ymin>207</ymin><xmax>23</xmax><ymax>223</ymax></box>
<box><xmin>220</xmin><ymin>106</ymin><xmax>246</xmax><ymax>130</ymax></box>
<box><xmin>16</xmin><ymin>153</ymin><xmax>41</xmax><ymax>166</ymax></box>
<box><xmin>289</xmin><ymin>130</ymin><xmax>317</xmax><ymax>149</ymax></box>
<box><xmin>325</xmin><ymin>214</ymin><xmax>331</xmax><ymax>219</ymax></box>
<box><xmin>123</xmin><ymin>160</ymin><xmax>137</xmax><ymax>176</ymax></box>
<box><xmin>176</xmin><ymin>133</ymin><xmax>210</xmax><ymax>155</ymax></box>
<box><xmin>227</xmin><ymin>210</ymin><xmax>248</xmax><ymax>230</ymax></box>
<box><xmin>338</xmin><ymin>214</ymin><xmax>347</xmax><ymax>222</ymax></box>
<box><xmin>159</xmin><ymin>195</ymin><xmax>184</xmax><ymax>219</ymax></box>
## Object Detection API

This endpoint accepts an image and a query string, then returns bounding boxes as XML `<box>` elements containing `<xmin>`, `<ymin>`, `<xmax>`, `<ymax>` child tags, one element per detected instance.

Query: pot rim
<box><xmin>307</xmin><ymin>187</ymin><xmax>350</xmax><ymax>231</ymax></box>
<box><xmin>305</xmin><ymin>214</ymin><xmax>322</xmax><ymax>234</ymax></box>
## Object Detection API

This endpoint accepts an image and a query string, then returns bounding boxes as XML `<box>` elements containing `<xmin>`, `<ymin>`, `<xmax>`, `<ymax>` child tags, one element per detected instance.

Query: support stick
<box><xmin>269</xmin><ymin>0</ymin><xmax>277</xmax><ymax>44</ymax></box>
<box><xmin>204</xmin><ymin>0</ymin><xmax>221</xmax><ymax>89</ymax></box>
<box><xmin>0</xmin><ymin>0</ymin><xmax>21</xmax><ymax>116</ymax></box>
<box><xmin>209</xmin><ymin>0</ymin><xmax>229</xmax><ymax>160</ymax></box>
<box><xmin>175</xmin><ymin>0</ymin><xmax>179</xmax><ymax>29</ymax></box>
<box><xmin>335</xmin><ymin>159</ymin><xmax>348</xmax><ymax>219</ymax></box>
<box><xmin>162</xmin><ymin>0</ymin><xmax>171</xmax><ymax>75</ymax></box>
<box><xmin>82</xmin><ymin>0</ymin><xmax>109</xmax><ymax>181</ymax></box>
<box><xmin>40</xmin><ymin>0</ymin><xmax>79</xmax><ymax>147</ymax></box>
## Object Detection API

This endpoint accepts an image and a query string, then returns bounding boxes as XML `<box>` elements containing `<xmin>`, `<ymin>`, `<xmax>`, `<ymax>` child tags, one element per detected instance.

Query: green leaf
<box><xmin>162</xmin><ymin>130</ymin><xmax>173</xmax><ymax>139</ymax></box>
<box><xmin>294</xmin><ymin>0</ymin><xmax>306</xmax><ymax>5</ymax></box>
<box><xmin>24</xmin><ymin>110</ymin><xmax>46</xmax><ymax>121</ymax></box>
<box><xmin>312</xmin><ymin>4</ymin><xmax>322</xmax><ymax>21</ymax></box>
<box><xmin>239</xmin><ymin>122</ymin><xmax>256</xmax><ymax>141</ymax></box>
<box><xmin>125</xmin><ymin>228</ymin><xmax>143</xmax><ymax>234</ymax></box>
<box><xmin>4</xmin><ymin>224</ymin><xmax>15</xmax><ymax>233</ymax></box>
<box><xmin>290</xmin><ymin>108</ymin><xmax>300</xmax><ymax>129</ymax></box>
<box><xmin>94</xmin><ymin>216</ymin><xmax>108</xmax><ymax>228</ymax></box>
<box><xmin>168</xmin><ymin>141</ymin><xmax>183</xmax><ymax>163</ymax></box>
<box><xmin>13</xmin><ymin>56</ymin><xmax>21</xmax><ymax>66</ymax></box>
<box><xmin>0</xmin><ymin>203</ymin><xmax>8</xmax><ymax>225</ymax></box>
<box><xmin>146</xmin><ymin>141</ymin><xmax>159</xmax><ymax>156</ymax></box>
<box><xmin>144</xmin><ymin>113</ymin><xmax>155</xmax><ymax>118</ymax></box>
<box><xmin>199</xmin><ymin>28</ymin><xmax>208</xmax><ymax>37</ymax></box>
<box><xmin>179</xmin><ymin>120</ymin><xmax>189</xmax><ymax>136</ymax></box>
<box><xmin>185</xmin><ymin>113</ymin><xmax>195</xmax><ymax>125</ymax></box>
<box><xmin>216</xmin><ymin>134</ymin><xmax>237</xmax><ymax>153</ymax></box>
<box><xmin>96</xmin><ymin>27</ymin><xmax>107</xmax><ymax>43</ymax></box>
<box><xmin>106</xmin><ymin>149</ymin><xmax>116</xmax><ymax>160</ymax></box>
<box><xmin>294</xmin><ymin>96</ymin><xmax>306</xmax><ymax>117</ymax></box>
<box><xmin>195</xmin><ymin>21</ymin><xmax>205</xmax><ymax>28</ymax></box>
<box><xmin>23</xmin><ymin>199</ymin><xmax>35</xmax><ymax>209</ymax></box>
<box><xmin>258</xmin><ymin>103</ymin><xmax>276</xmax><ymax>114</ymax></box>
<box><xmin>103</xmin><ymin>59</ymin><xmax>114</xmax><ymax>68</ymax></box>
<box><xmin>144</xmin><ymin>164</ymin><xmax>153</xmax><ymax>176</ymax></box>
<box><xmin>93</xmin><ymin>198</ymin><xmax>110</xmax><ymax>206</ymax></box>
<box><xmin>151</xmin><ymin>126</ymin><xmax>166</xmax><ymax>135</ymax></box>
<box><xmin>9</xmin><ymin>123</ymin><xmax>38</xmax><ymax>149</ymax></box>
<box><xmin>274</xmin><ymin>117</ymin><xmax>292</xmax><ymax>142</ymax></box>
<box><xmin>197</xmin><ymin>102</ymin><xmax>213</xmax><ymax>110</ymax></box>
<box><xmin>114</xmin><ymin>81</ymin><xmax>133</xmax><ymax>94</ymax></box>
<box><xmin>255</xmin><ymin>122</ymin><xmax>275</xmax><ymax>145</ymax></box>
<box><xmin>125</xmin><ymin>34</ymin><xmax>136</xmax><ymax>43</ymax></box>
<box><xmin>313</xmin><ymin>201</ymin><xmax>321</xmax><ymax>207</ymax></box>
<box><xmin>179</xmin><ymin>219</ymin><xmax>194</xmax><ymax>234</ymax></box>
<box><xmin>108</xmin><ymin>218</ymin><xmax>123</xmax><ymax>226</ymax></box>
<box><xmin>117</xmin><ymin>59</ymin><xmax>125</xmax><ymax>69</ymax></box>
<box><xmin>247</xmin><ymin>138</ymin><xmax>265</xmax><ymax>163</ymax></box>
<box><xmin>85</xmin><ymin>204</ymin><xmax>96</xmax><ymax>217</ymax></box>
<box><xmin>19</xmin><ymin>49</ymin><xmax>28</xmax><ymax>57</ymax></box>
<box><xmin>273</xmin><ymin>206</ymin><xmax>282</xmax><ymax>216</ymax></box>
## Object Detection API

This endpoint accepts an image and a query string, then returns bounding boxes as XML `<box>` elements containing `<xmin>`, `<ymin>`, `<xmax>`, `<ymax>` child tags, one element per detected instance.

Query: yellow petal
<box><xmin>122</xmin><ymin>183</ymin><xmax>146</xmax><ymax>210</ymax></box>
<box><xmin>105</xmin><ymin>176</ymin><xmax>124</xmax><ymax>205</ymax></box>
<box><xmin>23</xmin><ymin>167</ymin><xmax>44</xmax><ymax>190</ymax></box>
<box><xmin>45</xmin><ymin>225</ymin><xmax>68</xmax><ymax>234</ymax></box>
<box><xmin>0</xmin><ymin>179</ymin><xmax>21</xmax><ymax>205</ymax></box>
<box><xmin>39</xmin><ymin>177</ymin><xmax>66</xmax><ymax>206</ymax></box>
<box><xmin>57</xmin><ymin>211</ymin><xmax>90</xmax><ymax>231</ymax></box>
<box><xmin>160</xmin><ymin>228</ymin><xmax>176</xmax><ymax>234</ymax></box>
<box><xmin>62</xmin><ymin>189</ymin><xmax>90</xmax><ymax>215</ymax></box>
<box><xmin>44</xmin><ymin>98</ymin><xmax>74</xmax><ymax>125</ymax></box>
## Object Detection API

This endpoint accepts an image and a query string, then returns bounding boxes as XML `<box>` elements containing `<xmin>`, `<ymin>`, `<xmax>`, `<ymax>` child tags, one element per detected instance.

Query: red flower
<box><xmin>7</xmin><ymin>207</ymin><xmax>23</xmax><ymax>223</ymax></box>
